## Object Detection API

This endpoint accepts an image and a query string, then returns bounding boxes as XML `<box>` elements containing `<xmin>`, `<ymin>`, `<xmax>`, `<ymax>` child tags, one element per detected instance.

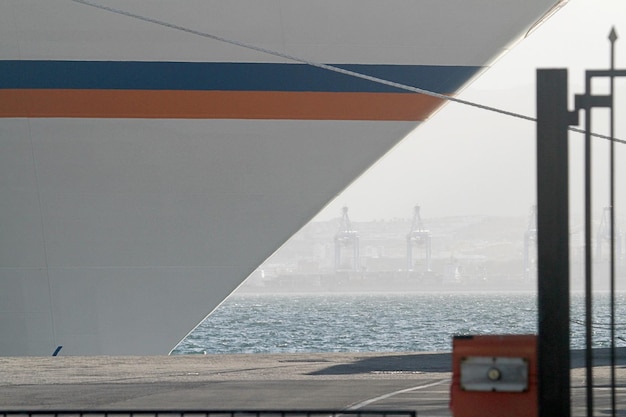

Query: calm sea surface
<box><xmin>172</xmin><ymin>292</ymin><xmax>626</xmax><ymax>355</ymax></box>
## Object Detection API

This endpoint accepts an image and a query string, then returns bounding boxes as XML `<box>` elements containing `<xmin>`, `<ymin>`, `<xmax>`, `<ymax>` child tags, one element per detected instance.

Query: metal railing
<box><xmin>536</xmin><ymin>27</ymin><xmax>623</xmax><ymax>417</ymax></box>
<box><xmin>0</xmin><ymin>410</ymin><xmax>417</xmax><ymax>417</ymax></box>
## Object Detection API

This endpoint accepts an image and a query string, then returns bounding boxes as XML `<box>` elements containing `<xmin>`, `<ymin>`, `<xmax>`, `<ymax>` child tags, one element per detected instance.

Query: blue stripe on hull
<box><xmin>0</xmin><ymin>61</ymin><xmax>480</xmax><ymax>94</ymax></box>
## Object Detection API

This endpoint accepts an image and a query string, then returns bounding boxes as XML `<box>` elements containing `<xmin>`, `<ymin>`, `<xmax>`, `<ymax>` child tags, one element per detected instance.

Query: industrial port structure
<box><xmin>240</xmin><ymin>203</ymin><xmax>626</xmax><ymax>293</ymax></box>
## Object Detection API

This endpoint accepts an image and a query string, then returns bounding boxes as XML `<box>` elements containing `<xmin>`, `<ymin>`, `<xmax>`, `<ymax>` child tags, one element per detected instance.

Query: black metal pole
<box><xmin>583</xmin><ymin>72</ymin><xmax>594</xmax><ymax>417</ymax></box>
<box><xmin>608</xmin><ymin>27</ymin><xmax>617</xmax><ymax>417</ymax></box>
<box><xmin>536</xmin><ymin>69</ymin><xmax>571</xmax><ymax>417</ymax></box>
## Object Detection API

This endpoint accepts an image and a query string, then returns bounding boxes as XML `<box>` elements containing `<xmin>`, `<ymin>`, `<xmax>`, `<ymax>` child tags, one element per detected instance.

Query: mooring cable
<box><xmin>70</xmin><ymin>0</ymin><xmax>622</xmax><ymax>144</ymax></box>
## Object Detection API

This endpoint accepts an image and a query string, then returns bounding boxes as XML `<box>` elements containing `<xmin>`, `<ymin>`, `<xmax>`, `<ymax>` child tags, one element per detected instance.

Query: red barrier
<box><xmin>450</xmin><ymin>335</ymin><xmax>537</xmax><ymax>417</ymax></box>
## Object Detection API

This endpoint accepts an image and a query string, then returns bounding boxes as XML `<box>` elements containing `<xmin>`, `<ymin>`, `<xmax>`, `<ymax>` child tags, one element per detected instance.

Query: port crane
<box><xmin>406</xmin><ymin>205</ymin><xmax>432</xmax><ymax>274</ymax></box>
<box><xmin>596</xmin><ymin>206</ymin><xmax>622</xmax><ymax>262</ymax></box>
<box><xmin>523</xmin><ymin>205</ymin><xmax>537</xmax><ymax>280</ymax></box>
<box><xmin>334</xmin><ymin>207</ymin><xmax>360</xmax><ymax>272</ymax></box>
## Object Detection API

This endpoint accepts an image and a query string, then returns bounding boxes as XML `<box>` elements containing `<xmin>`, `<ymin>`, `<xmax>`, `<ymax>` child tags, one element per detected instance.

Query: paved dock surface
<box><xmin>1</xmin><ymin>350</ymin><xmax>625</xmax><ymax>416</ymax></box>
<box><xmin>0</xmin><ymin>352</ymin><xmax>452</xmax><ymax>414</ymax></box>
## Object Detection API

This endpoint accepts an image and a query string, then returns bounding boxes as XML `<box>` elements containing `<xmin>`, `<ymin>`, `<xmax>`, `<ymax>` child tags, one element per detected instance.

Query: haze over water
<box><xmin>174</xmin><ymin>292</ymin><xmax>625</xmax><ymax>355</ymax></box>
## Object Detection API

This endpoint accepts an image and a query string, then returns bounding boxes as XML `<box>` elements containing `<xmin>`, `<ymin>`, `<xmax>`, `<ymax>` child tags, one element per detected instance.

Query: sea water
<box><xmin>172</xmin><ymin>292</ymin><xmax>626</xmax><ymax>354</ymax></box>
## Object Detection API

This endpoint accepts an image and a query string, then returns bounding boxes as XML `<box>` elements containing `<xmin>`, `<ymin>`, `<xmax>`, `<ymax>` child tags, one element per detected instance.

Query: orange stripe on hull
<box><xmin>0</xmin><ymin>89</ymin><xmax>443</xmax><ymax>121</ymax></box>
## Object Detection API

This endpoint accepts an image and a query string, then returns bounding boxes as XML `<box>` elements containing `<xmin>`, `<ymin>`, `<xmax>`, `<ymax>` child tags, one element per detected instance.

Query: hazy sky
<box><xmin>315</xmin><ymin>0</ymin><xmax>626</xmax><ymax>223</ymax></box>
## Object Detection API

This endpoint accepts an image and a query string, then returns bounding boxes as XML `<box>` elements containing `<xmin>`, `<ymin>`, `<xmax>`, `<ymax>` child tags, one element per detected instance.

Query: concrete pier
<box><xmin>0</xmin><ymin>350</ymin><xmax>624</xmax><ymax>416</ymax></box>
<box><xmin>0</xmin><ymin>352</ymin><xmax>451</xmax><ymax>413</ymax></box>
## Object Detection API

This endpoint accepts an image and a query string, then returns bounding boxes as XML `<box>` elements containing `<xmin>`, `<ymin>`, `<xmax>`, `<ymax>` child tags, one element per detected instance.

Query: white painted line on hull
<box><xmin>345</xmin><ymin>378</ymin><xmax>450</xmax><ymax>410</ymax></box>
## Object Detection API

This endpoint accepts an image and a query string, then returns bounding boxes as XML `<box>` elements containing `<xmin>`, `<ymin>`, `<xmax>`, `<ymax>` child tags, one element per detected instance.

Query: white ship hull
<box><xmin>0</xmin><ymin>0</ymin><xmax>561</xmax><ymax>355</ymax></box>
